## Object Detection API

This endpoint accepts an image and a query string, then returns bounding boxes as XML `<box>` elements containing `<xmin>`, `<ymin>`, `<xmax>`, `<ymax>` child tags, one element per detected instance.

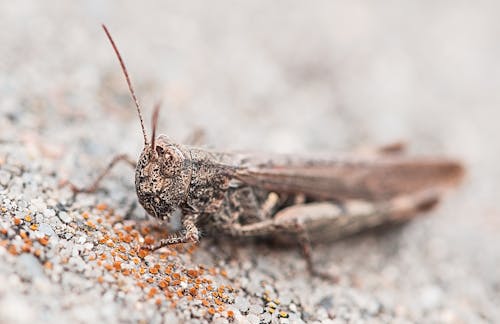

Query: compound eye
<box><xmin>156</xmin><ymin>146</ymin><xmax>164</xmax><ymax>155</ymax></box>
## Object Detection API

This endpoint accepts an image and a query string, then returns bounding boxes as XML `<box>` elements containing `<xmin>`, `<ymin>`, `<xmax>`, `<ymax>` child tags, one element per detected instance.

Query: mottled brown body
<box><xmin>133</xmin><ymin>136</ymin><xmax>462</xmax><ymax>248</ymax></box>
<box><xmin>68</xmin><ymin>25</ymin><xmax>464</xmax><ymax>278</ymax></box>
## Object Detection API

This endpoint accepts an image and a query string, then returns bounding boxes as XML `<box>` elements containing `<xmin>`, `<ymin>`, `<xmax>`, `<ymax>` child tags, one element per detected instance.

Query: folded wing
<box><xmin>234</xmin><ymin>154</ymin><xmax>464</xmax><ymax>201</ymax></box>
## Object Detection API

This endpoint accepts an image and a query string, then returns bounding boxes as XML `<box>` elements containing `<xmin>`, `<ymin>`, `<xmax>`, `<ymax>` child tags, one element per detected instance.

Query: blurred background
<box><xmin>0</xmin><ymin>1</ymin><xmax>499</xmax><ymax>322</ymax></box>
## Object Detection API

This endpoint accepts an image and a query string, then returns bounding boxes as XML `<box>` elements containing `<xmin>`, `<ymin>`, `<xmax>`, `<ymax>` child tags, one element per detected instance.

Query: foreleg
<box><xmin>145</xmin><ymin>214</ymin><xmax>200</xmax><ymax>250</ymax></box>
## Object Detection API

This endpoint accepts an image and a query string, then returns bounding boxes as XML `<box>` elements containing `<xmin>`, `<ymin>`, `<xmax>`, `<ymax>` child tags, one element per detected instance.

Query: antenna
<box><xmin>151</xmin><ymin>101</ymin><xmax>161</xmax><ymax>156</ymax></box>
<box><xmin>101</xmin><ymin>24</ymin><xmax>148</xmax><ymax>145</ymax></box>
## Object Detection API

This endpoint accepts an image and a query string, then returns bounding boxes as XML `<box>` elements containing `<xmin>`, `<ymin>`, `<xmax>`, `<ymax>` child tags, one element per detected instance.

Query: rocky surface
<box><xmin>1</xmin><ymin>1</ymin><xmax>499</xmax><ymax>323</ymax></box>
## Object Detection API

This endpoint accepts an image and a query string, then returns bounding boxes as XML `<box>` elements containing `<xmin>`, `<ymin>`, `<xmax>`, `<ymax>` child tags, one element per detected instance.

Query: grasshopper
<box><xmin>68</xmin><ymin>25</ymin><xmax>464</xmax><ymax>277</ymax></box>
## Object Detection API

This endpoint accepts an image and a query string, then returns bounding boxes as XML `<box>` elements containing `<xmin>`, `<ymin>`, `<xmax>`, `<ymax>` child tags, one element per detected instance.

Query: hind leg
<box><xmin>225</xmin><ymin>190</ymin><xmax>441</xmax><ymax>279</ymax></box>
<box><xmin>270</xmin><ymin>189</ymin><xmax>441</xmax><ymax>242</ymax></box>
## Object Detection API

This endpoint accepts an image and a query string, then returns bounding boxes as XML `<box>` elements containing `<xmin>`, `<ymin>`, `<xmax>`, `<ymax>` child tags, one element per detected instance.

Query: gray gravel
<box><xmin>1</xmin><ymin>1</ymin><xmax>499</xmax><ymax>323</ymax></box>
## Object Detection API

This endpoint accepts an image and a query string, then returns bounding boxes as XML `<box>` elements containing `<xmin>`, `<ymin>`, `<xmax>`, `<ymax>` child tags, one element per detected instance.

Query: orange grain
<box><xmin>96</xmin><ymin>203</ymin><xmax>107</xmax><ymax>211</ymax></box>
<box><xmin>144</xmin><ymin>236</ymin><xmax>155</xmax><ymax>245</ymax></box>
<box><xmin>148</xmin><ymin>287</ymin><xmax>158</xmax><ymax>298</ymax></box>
<box><xmin>38</xmin><ymin>236</ymin><xmax>49</xmax><ymax>246</ymax></box>
<box><xmin>113</xmin><ymin>261</ymin><xmax>122</xmax><ymax>271</ymax></box>
<box><xmin>7</xmin><ymin>245</ymin><xmax>17</xmax><ymax>255</ymax></box>
<box><xmin>22</xmin><ymin>244</ymin><xmax>31</xmax><ymax>252</ymax></box>
<box><xmin>138</xmin><ymin>249</ymin><xmax>148</xmax><ymax>259</ymax></box>
<box><xmin>187</xmin><ymin>269</ymin><xmax>199</xmax><ymax>278</ymax></box>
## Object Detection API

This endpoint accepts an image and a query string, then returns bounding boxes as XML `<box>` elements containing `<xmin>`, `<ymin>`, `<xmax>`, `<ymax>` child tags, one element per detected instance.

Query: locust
<box><xmin>68</xmin><ymin>25</ymin><xmax>464</xmax><ymax>278</ymax></box>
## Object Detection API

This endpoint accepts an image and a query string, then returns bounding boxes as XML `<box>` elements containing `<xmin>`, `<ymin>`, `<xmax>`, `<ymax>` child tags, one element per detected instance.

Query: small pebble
<box><xmin>249</xmin><ymin>304</ymin><xmax>263</xmax><ymax>315</ymax></box>
<box><xmin>246</xmin><ymin>314</ymin><xmax>260</xmax><ymax>324</ymax></box>
<box><xmin>279</xmin><ymin>292</ymin><xmax>293</xmax><ymax>306</ymax></box>
<box><xmin>235</xmin><ymin>296</ymin><xmax>250</xmax><ymax>313</ymax></box>
<box><xmin>57</xmin><ymin>211</ymin><xmax>71</xmax><ymax>224</ymax></box>
<box><xmin>213</xmin><ymin>318</ymin><xmax>229</xmax><ymax>324</ymax></box>
<box><xmin>30</xmin><ymin>198</ymin><xmax>47</xmax><ymax>212</ymax></box>
<box><xmin>260</xmin><ymin>312</ymin><xmax>272</xmax><ymax>323</ymax></box>
<box><xmin>246</xmin><ymin>281</ymin><xmax>262</xmax><ymax>295</ymax></box>
<box><xmin>38</xmin><ymin>223</ymin><xmax>56</xmax><ymax>237</ymax></box>
<box><xmin>43</xmin><ymin>208</ymin><xmax>56</xmax><ymax>218</ymax></box>
<box><xmin>420</xmin><ymin>286</ymin><xmax>443</xmax><ymax>310</ymax></box>
<box><xmin>191</xmin><ymin>307</ymin><xmax>204</xmax><ymax>318</ymax></box>
<box><xmin>163</xmin><ymin>313</ymin><xmax>179</xmax><ymax>324</ymax></box>
<box><xmin>0</xmin><ymin>170</ymin><xmax>11</xmax><ymax>186</ymax></box>
<box><xmin>16</xmin><ymin>253</ymin><xmax>45</xmax><ymax>281</ymax></box>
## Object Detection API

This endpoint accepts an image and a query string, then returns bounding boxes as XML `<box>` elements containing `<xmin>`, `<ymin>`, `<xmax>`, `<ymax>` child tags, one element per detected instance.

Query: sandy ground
<box><xmin>0</xmin><ymin>1</ymin><xmax>499</xmax><ymax>323</ymax></box>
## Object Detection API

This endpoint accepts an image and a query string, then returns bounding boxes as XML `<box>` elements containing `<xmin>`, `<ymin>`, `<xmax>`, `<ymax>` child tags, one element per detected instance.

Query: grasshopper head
<box><xmin>101</xmin><ymin>25</ymin><xmax>192</xmax><ymax>220</ymax></box>
<box><xmin>135</xmin><ymin>135</ymin><xmax>192</xmax><ymax>220</ymax></box>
